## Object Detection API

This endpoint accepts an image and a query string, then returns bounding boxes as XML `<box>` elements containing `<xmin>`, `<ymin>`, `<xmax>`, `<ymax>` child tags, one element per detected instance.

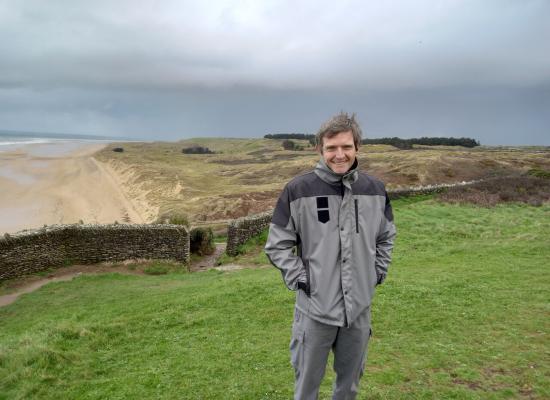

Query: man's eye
<box><xmin>325</xmin><ymin>147</ymin><xmax>336</xmax><ymax>152</ymax></box>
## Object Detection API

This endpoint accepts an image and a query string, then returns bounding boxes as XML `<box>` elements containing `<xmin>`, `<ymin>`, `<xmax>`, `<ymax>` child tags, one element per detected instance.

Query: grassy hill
<box><xmin>1</xmin><ymin>198</ymin><xmax>548</xmax><ymax>399</ymax></box>
<box><xmin>94</xmin><ymin>138</ymin><xmax>550</xmax><ymax>224</ymax></box>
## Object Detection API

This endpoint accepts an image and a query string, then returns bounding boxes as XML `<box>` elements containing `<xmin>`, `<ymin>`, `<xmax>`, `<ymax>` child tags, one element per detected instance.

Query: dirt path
<box><xmin>0</xmin><ymin>274</ymin><xmax>77</xmax><ymax>307</ymax></box>
<box><xmin>189</xmin><ymin>243</ymin><xmax>227</xmax><ymax>272</ymax></box>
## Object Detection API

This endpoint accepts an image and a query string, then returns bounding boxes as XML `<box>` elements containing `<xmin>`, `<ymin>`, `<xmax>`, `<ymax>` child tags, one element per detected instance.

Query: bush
<box><xmin>112</xmin><ymin>147</ymin><xmax>124</xmax><ymax>153</ymax></box>
<box><xmin>190</xmin><ymin>227</ymin><xmax>215</xmax><ymax>256</ymax></box>
<box><xmin>282</xmin><ymin>139</ymin><xmax>303</xmax><ymax>151</ymax></box>
<box><xmin>182</xmin><ymin>146</ymin><xmax>214</xmax><ymax>154</ymax></box>
<box><xmin>155</xmin><ymin>212</ymin><xmax>190</xmax><ymax>227</ymax></box>
<box><xmin>393</xmin><ymin>141</ymin><xmax>413</xmax><ymax>150</ymax></box>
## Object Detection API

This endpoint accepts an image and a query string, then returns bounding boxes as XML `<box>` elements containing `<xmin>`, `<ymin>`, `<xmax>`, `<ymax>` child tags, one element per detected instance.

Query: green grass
<box><xmin>1</xmin><ymin>200</ymin><xmax>549</xmax><ymax>399</ymax></box>
<box><xmin>142</xmin><ymin>263</ymin><xmax>171</xmax><ymax>275</ymax></box>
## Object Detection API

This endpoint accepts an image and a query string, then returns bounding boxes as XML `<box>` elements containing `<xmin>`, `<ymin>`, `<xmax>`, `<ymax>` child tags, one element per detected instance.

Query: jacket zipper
<box><xmin>354</xmin><ymin>199</ymin><xmax>359</xmax><ymax>233</ymax></box>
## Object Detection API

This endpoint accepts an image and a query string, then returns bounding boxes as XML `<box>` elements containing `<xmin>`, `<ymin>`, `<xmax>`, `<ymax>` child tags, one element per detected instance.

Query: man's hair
<box><xmin>316</xmin><ymin>112</ymin><xmax>362</xmax><ymax>151</ymax></box>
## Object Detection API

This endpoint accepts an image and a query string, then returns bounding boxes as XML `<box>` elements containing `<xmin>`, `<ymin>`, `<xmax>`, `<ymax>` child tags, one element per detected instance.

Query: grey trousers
<box><xmin>290</xmin><ymin>307</ymin><xmax>371</xmax><ymax>400</ymax></box>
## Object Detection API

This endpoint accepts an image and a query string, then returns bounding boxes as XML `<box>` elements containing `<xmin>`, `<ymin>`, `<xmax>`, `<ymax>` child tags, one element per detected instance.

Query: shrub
<box><xmin>284</xmin><ymin>140</ymin><xmax>294</xmax><ymax>150</ymax></box>
<box><xmin>182</xmin><ymin>146</ymin><xmax>214</xmax><ymax>154</ymax></box>
<box><xmin>155</xmin><ymin>212</ymin><xmax>190</xmax><ymax>227</ymax></box>
<box><xmin>282</xmin><ymin>140</ymin><xmax>303</xmax><ymax>151</ymax></box>
<box><xmin>112</xmin><ymin>147</ymin><xmax>124</xmax><ymax>153</ymax></box>
<box><xmin>190</xmin><ymin>227</ymin><xmax>215</xmax><ymax>256</ymax></box>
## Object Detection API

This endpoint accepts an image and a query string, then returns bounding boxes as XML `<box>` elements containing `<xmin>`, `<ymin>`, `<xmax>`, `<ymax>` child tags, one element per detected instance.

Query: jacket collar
<box><xmin>314</xmin><ymin>157</ymin><xmax>359</xmax><ymax>185</ymax></box>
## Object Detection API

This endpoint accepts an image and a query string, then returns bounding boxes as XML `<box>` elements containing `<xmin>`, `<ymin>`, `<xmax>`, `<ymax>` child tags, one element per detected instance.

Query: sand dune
<box><xmin>0</xmin><ymin>143</ymin><xmax>146</xmax><ymax>235</ymax></box>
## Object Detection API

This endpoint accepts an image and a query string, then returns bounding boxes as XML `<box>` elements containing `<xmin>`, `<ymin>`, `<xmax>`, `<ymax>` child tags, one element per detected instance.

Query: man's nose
<box><xmin>335</xmin><ymin>147</ymin><xmax>345</xmax><ymax>157</ymax></box>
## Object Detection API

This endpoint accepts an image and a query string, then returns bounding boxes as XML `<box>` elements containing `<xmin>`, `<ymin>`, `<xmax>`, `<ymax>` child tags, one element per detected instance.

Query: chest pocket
<box><xmin>316</xmin><ymin>197</ymin><xmax>330</xmax><ymax>223</ymax></box>
<box><xmin>317</xmin><ymin>210</ymin><xmax>330</xmax><ymax>223</ymax></box>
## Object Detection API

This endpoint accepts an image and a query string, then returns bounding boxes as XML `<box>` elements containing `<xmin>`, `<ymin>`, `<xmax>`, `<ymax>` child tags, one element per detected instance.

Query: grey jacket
<box><xmin>265</xmin><ymin>158</ymin><xmax>396</xmax><ymax>327</ymax></box>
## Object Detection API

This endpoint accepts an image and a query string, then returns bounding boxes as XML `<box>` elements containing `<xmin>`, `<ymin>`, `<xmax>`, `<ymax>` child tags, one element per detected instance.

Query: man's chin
<box><xmin>330</xmin><ymin>164</ymin><xmax>350</xmax><ymax>174</ymax></box>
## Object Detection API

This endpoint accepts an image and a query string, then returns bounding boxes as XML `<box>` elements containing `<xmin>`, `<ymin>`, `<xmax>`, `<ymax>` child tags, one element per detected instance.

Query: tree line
<box><xmin>362</xmin><ymin>136</ymin><xmax>480</xmax><ymax>148</ymax></box>
<box><xmin>264</xmin><ymin>133</ymin><xmax>317</xmax><ymax>146</ymax></box>
<box><xmin>264</xmin><ymin>134</ymin><xmax>480</xmax><ymax>148</ymax></box>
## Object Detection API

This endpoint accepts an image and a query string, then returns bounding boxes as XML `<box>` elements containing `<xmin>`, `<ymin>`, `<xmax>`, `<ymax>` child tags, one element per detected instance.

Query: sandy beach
<box><xmin>0</xmin><ymin>142</ymin><xmax>145</xmax><ymax>235</ymax></box>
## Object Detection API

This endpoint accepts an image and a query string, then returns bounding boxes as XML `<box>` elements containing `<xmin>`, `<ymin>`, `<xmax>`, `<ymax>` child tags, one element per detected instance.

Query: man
<box><xmin>264</xmin><ymin>112</ymin><xmax>396</xmax><ymax>399</ymax></box>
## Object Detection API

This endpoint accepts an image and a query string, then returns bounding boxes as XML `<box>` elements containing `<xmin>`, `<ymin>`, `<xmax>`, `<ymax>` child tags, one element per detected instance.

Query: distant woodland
<box><xmin>264</xmin><ymin>133</ymin><xmax>480</xmax><ymax>148</ymax></box>
<box><xmin>264</xmin><ymin>133</ymin><xmax>317</xmax><ymax>146</ymax></box>
<box><xmin>362</xmin><ymin>137</ymin><xmax>480</xmax><ymax>148</ymax></box>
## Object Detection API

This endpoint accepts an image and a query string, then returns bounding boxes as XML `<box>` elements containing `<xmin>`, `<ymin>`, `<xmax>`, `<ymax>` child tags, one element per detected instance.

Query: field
<box><xmin>1</xmin><ymin>198</ymin><xmax>548</xmax><ymax>399</ymax></box>
<box><xmin>94</xmin><ymin>139</ymin><xmax>550</xmax><ymax>224</ymax></box>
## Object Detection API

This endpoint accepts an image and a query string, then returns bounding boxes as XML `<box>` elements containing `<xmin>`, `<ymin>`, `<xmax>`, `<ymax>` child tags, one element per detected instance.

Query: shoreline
<box><xmin>0</xmin><ymin>141</ymin><xmax>146</xmax><ymax>235</ymax></box>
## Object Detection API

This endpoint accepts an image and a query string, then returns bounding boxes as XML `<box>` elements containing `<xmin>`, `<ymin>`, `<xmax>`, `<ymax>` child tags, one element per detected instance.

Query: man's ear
<box><xmin>316</xmin><ymin>144</ymin><xmax>323</xmax><ymax>154</ymax></box>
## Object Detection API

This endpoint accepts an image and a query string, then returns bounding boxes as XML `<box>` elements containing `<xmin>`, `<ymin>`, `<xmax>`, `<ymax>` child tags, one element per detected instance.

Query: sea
<box><xmin>0</xmin><ymin>130</ymin><xmax>130</xmax><ymax>156</ymax></box>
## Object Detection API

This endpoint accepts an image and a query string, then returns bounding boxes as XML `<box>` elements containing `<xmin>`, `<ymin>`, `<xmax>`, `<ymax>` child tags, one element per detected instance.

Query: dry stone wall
<box><xmin>387</xmin><ymin>180</ymin><xmax>482</xmax><ymax>199</ymax></box>
<box><xmin>226</xmin><ymin>211</ymin><xmax>272</xmax><ymax>256</ymax></box>
<box><xmin>224</xmin><ymin>180</ymin><xmax>484</xmax><ymax>255</ymax></box>
<box><xmin>0</xmin><ymin>224</ymin><xmax>189</xmax><ymax>281</ymax></box>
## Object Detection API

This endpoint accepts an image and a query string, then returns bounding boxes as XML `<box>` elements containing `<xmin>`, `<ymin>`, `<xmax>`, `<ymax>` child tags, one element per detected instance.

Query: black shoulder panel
<box><xmin>287</xmin><ymin>172</ymin><xmax>342</xmax><ymax>201</ymax></box>
<box><xmin>351</xmin><ymin>173</ymin><xmax>387</xmax><ymax>196</ymax></box>
<box><xmin>272</xmin><ymin>184</ymin><xmax>292</xmax><ymax>227</ymax></box>
<box><xmin>271</xmin><ymin>172</ymin><xmax>341</xmax><ymax>227</ymax></box>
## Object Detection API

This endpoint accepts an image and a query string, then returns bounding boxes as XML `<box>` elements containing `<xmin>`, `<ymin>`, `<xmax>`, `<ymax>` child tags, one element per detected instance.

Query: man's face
<box><xmin>320</xmin><ymin>130</ymin><xmax>358</xmax><ymax>174</ymax></box>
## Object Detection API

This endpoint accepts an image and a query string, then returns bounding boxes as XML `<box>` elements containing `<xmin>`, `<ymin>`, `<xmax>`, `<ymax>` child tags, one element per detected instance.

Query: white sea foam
<box><xmin>0</xmin><ymin>138</ymin><xmax>51</xmax><ymax>146</ymax></box>
<box><xmin>0</xmin><ymin>133</ymin><xmax>117</xmax><ymax>155</ymax></box>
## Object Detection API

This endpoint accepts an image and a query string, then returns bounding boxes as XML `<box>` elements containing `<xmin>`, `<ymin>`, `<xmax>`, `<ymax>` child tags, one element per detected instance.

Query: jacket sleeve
<box><xmin>264</xmin><ymin>185</ymin><xmax>307</xmax><ymax>291</ymax></box>
<box><xmin>375</xmin><ymin>191</ymin><xmax>396</xmax><ymax>285</ymax></box>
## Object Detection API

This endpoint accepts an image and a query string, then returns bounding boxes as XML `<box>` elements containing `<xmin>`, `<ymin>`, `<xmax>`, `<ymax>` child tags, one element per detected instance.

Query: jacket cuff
<box><xmin>376</xmin><ymin>272</ymin><xmax>386</xmax><ymax>286</ymax></box>
<box><xmin>297</xmin><ymin>280</ymin><xmax>311</xmax><ymax>296</ymax></box>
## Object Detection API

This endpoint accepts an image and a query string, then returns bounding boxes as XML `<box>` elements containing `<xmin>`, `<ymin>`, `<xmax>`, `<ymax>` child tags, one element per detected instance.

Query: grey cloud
<box><xmin>1</xmin><ymin>84</ymin><xmax>548</xmax><ymax>145</ymax></box>
<box><xmin>1</xmin><ymin>0</ymin><xmax>549</xmax><ymax>90</ymax></box>
<box><xmin>0</xmin><ymin>1</ymin><xmax>549</xmax><ymax>145</ymax></box>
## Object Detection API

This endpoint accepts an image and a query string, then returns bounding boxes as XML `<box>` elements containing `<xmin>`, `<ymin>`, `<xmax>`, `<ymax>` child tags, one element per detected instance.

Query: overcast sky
<box><xmin>1</xmin><ymin>0</ymin><xmax>549</xmax><ymax>145</ymax></box>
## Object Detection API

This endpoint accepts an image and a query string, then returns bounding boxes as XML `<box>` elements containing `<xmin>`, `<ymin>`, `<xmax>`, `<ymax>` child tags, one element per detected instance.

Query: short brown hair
<box><xmin>316</xmin><ymin>112</ymin><xmax>362</xmax><ymax>150</ymax></box>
